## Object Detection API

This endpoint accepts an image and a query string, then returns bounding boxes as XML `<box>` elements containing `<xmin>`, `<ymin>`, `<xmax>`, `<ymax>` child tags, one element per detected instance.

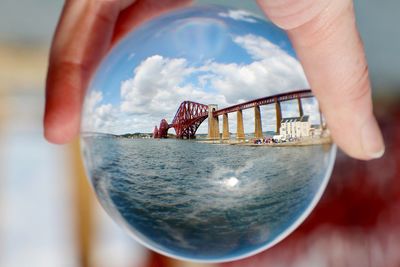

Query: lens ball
<box><xmin>81</xmin><ymin>5</ymin><xmax>336</xmax><ymax>262</ymax></box>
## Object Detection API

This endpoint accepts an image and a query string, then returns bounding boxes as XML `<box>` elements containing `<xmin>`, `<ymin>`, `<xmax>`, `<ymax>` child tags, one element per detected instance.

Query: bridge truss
<box><xmin>152</xmin><ymin>89</ymin><xmax>313</xmax><ymax>139</ymax></box>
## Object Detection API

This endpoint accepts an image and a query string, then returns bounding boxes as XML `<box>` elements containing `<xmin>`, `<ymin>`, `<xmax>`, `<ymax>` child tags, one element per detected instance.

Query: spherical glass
<box><xmin>81</xmin><ymin>4</ymin><xmax>336</xmax><ymax>263</ymax></box>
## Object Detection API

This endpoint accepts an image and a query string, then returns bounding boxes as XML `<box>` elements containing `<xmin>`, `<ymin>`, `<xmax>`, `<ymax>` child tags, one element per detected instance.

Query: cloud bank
<box><xmin>84</xmin><ymin>33</ymin><xmax>311</xmax><ymax>134</ymax></box>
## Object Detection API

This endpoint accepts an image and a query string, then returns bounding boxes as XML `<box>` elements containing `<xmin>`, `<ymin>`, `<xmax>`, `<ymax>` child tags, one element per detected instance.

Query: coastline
<box><xmin>196</xmin><ymin>136</ymin><xmax>332</xmax><ymax>147</ymax></box>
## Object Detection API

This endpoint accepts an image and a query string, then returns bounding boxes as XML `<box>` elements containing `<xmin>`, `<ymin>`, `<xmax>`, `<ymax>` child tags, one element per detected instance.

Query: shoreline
<box><xmin>196</xmin><ymin>136</ymin><xmax>332</xmax><ymax>147</ymax></box>
<box><xmin>90</xmin><ymin>134</ymin><xmax>333</xmax><ymax>148</ymax></box>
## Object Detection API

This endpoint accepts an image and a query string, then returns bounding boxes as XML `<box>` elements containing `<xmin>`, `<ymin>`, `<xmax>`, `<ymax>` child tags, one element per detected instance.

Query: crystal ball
<box><xmin>81</xmin><ymin>5</ymin><xmax>336</xmax><ymax>262</ymax></box>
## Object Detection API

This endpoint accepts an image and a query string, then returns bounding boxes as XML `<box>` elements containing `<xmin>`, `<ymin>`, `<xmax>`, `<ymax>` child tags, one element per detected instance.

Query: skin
<box><xmin>44</xmin><ymin>0</ymin><xmax>385</xmax><ymax>160</ymax></box>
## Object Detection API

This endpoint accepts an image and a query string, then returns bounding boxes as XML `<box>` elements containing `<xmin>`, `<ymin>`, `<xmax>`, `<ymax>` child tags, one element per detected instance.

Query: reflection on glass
<box><xmin>81</xmin><ymin>5</ymin><xmax>335</xmax><ymax>262</ymax></box>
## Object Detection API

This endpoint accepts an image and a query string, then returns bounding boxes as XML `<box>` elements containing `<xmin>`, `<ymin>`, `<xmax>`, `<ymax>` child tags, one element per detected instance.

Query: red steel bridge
<box><xmin>153</xmin><ymin>89</ymin><xmax>314</xmax><ymax>140</ymax></box>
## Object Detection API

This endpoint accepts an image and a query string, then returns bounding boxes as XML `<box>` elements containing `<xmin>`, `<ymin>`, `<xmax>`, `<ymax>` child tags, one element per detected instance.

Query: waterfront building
<box><xmin>280</xmin><ymin>115</ymin><xmax>311</xmax><ymax>139</ymax></box>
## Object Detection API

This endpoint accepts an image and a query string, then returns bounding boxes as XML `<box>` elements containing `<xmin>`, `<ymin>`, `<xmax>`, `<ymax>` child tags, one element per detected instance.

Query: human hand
<box><xmin>45</xmin><ymin>0</ymin><xmax>385</xmax><ymax>160</ymax></box>
<box><xmin>44</xmin><ymin>0</ymin><xmax>190</xmax><ymax>143</ymax></box>
<box><xmin>257</xmin><ymin>0</ymin><xmax>385</xmax><ymax>160</ymax></box>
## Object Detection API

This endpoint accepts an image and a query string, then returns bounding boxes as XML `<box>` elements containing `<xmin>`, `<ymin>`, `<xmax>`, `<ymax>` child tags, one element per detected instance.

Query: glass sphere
<box><xmin>81</xmin><ymin>4</ymin><xmax>336</xmax><ymax>263</ymax></box>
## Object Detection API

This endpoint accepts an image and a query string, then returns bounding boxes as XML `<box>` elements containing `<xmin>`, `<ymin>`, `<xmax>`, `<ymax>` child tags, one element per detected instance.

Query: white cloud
<box><xmin>234</xmin><ymin>34</ymin><xmax>288</xmax><ymax>61</ymax></box>
<box><xmin>205</xmin><ymin>34</ymin><xmax>308</xmax><ymax>103</ymax></box>
<box><xmin>87</xmin><ymin>33</ymin><xmax>312</xmax><ymax>134</ymax></box>
<box><xmin>218</xmin><ymin>9</ymin><xmax>259</xmax><ymax>23</ymax></box>
<box><xmin>83</xmin><ymin>91</ymin><xmax>117</xmax><ymax>133</ymax></box>
<box><xmin>119</xmin><ymin>55</ymin><xmax>228</xmax><ymax>132</ymax></box>
<box><xmin>119</xmin><ymin>55</ymin><xmax>227</xmax><ymax>116</ymax></box>
<box><xmin>86</xmin><ymin>90</ymin><xmax>103</xmax><ymax>114</ymax></box>
<box><xmin>120</xmin><ymin>55</ymin><xmax>192</xmax><ymax>114</ymax></box>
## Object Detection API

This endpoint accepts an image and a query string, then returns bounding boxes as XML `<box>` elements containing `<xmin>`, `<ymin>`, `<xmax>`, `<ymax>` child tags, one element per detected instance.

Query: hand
<box><xmin>45</xmin><ymin>0</ymin><xmax>385</xmax><ymax>160</ymax></box>
<box><xmin>44</xmin><ymin>0</ymin><xmax>190</xmax><ymax>143</ymax></box>
<box><xmin>257</xmin><ymin>0</ymin><xmax>385</xmax><ymax>160</ymax></box>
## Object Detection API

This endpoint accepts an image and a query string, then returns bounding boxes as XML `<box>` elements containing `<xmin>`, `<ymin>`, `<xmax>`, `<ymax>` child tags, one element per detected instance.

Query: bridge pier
<box><xmin>275</xmin><ymin>99</ymin><xmax>282</xmax><ymax>134</ymax></box>
<box><xmin>254</xmin><ymin>105</ymin><xmax>263</xmax><ymax>139</ymax></box>
<box><xmin>208</xmin><ymin>104</ymin><xmax>220</xmax><ymax>140</ymax></box>
<box><xmin>236</xmin><ymin>110</ymin><xmax>245</xmax><ymax>140</ymax></box>
<box><xmin>153</xmin><ymin>126</ymin><xmax>159</xmax><ymax>138</ymax></box>
<box><xmin>319</xmin><ymin>108</ymin><xmax>326</xmax><ymax>130</ymax></box>
<box><xmin>298</xmin><ymin>97</ymin><xmax>304</xmax><ymax>117</ymax></box>
<box><xmin>222</xmin><ymin>113</ymin><xmax>230</xmax><ymax>140</ymax></box>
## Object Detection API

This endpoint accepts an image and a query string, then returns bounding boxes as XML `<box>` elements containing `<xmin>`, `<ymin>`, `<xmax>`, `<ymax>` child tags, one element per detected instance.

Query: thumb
<box><xmin>257</xmin><ymin>0</ymin><xmax>385</xmax><ymax>160</ymax></box>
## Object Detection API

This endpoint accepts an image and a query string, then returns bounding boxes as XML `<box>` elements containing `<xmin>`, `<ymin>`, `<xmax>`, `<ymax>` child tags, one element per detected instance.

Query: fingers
<box><xmin>257</xmin><ymin>0</ymin><xmax>385</xmax><ymax>160</ymax></box>
<box><xmin>44</xmin><ymin>0</ymin><xmax>124</xmax><ymax>144</ymax></box>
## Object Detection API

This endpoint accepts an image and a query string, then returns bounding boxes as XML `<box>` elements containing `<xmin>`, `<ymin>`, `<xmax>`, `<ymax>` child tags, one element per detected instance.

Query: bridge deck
<box><xmin>213</xmin><ymin>89</ymin><xmax>312</xmax><ymax>116</ymax></box>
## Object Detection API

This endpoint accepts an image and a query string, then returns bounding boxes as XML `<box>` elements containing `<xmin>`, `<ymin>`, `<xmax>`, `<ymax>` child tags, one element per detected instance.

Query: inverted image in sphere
<box><xmin>81</xmin><ymin>5</ymin><xmax>335</xmax><ymax>262</ymax></box>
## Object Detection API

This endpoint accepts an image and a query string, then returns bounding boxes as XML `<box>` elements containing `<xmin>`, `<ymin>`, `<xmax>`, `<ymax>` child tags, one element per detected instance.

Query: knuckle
<box><xmin>340</xmin><ymin>66</ymin><xmax>372</xmax><ymax>108</ymax></box>
<box><xmin>260</xmin><ymin>0</ymin><xmax>331</xmax><ymax>30</ymax></box>
<box><xmin>318</xmin><ymin>65</ymin><xmax>372</xmax><ymax>116</ymax></box>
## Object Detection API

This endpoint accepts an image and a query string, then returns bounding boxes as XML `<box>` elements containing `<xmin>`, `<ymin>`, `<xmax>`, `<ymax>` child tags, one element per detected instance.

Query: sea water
<box><xmin>82</xmin><ymin>136</ymin><xmax>333</xmax><ymax>261</ymax></box>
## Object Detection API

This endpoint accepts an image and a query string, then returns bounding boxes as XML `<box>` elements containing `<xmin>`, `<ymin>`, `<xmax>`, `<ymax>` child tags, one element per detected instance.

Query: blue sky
<box><xmin>83</xmin><ymin>6</ymin><xmax>319</xmax><ymax>134</ymax></box>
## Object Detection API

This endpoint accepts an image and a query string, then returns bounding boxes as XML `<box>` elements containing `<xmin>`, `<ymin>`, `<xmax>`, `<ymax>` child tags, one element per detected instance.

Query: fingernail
<box><xmin>361</xmin><ymin>116</ymin><xmax>385</xmax><ymax>159</ymax></box>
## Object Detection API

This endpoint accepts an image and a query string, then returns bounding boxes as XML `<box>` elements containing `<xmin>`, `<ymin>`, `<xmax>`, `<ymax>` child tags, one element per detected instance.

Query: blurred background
<box><xmin>0</xmin><ymin>1</ymin><xmax>399</xmax><ymax>267</ymax></box>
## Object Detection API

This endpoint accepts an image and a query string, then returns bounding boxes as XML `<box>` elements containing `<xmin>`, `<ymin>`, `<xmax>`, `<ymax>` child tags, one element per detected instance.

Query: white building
<box><xmin>280</xmin><ymin>115</ymin><xmax>311</xmax><ymax>140</ymax></box>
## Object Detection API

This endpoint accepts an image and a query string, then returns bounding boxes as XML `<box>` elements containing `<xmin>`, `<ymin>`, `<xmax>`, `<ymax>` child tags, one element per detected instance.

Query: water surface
<box><xmin>82</xmin><ymin>136</ymin><xmax>333</xmax><ymax>261</ymax></box>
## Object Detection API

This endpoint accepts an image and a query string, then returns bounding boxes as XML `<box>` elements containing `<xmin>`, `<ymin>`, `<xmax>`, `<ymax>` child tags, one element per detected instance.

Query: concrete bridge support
<box><xmin>222</xmin><ymin>113</ymin><xmax>230</xmax><ymax>140</ymax></box>
<box><xmin>236</xmin><ymin>110</ymin><xmax>245</xmax><ymax>140</ymax></box>
<box><xmin>254</xmin><ymin>105</ymin><xmax>263</xmax><ymax>139</ymax></box>
<box><xmin>208</xmin><ymin>104</ymin><xmax>220</xmax><ymax>140</ymax></box>
<box><xmin>298</xmin><ymin>97</ymin><xmax>304</xmax><ymax>117</ymax></box>
<box><xmin>319</xmin><ymin>109</ymin><xmax>326</xmax><ymax>130</ymax></box>
<box><xmin>275</xmin><ymin>99</ymin><xmax>282</xmax><ymax>134</ymax></box>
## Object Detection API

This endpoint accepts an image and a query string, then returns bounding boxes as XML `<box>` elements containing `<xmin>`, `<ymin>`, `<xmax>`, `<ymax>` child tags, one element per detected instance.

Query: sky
<box><xmin>1</xmin><ymin>0</ymin><xmax>399</xmax><ymax>92</ymax></box>
<box><xmin>1</xmin><ymin>0</ymin><xmax>398</xmax><ymax>134</ymax></box>
<box><xmin>82</xmin><ymin>6</ymin><xmax>322</xmax><ymax>135</ymax></box>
